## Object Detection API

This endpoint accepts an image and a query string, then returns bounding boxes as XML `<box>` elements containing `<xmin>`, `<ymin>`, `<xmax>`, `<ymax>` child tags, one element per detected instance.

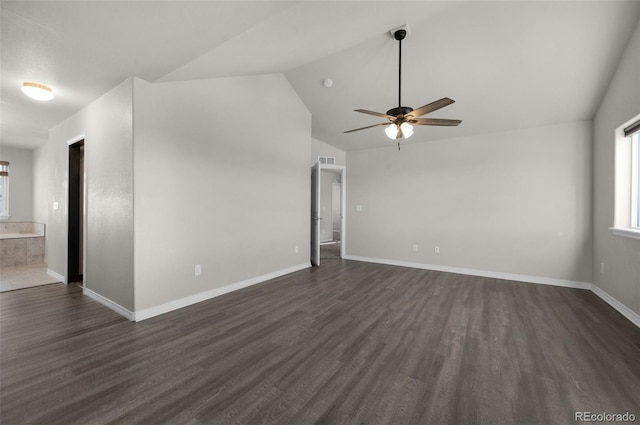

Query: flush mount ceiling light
<box><xmin>344</xmin><ymin>25</ymin><xmax>462</xmax><ymax>150</ymax></box>
<box><xmin>21</xmin><ymin>82</ymin><xmax>54</xmax><ymax>101</ymax></box>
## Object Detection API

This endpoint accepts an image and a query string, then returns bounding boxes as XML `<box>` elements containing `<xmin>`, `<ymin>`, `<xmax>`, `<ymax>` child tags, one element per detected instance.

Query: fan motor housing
<box><xmin>387</xmin><ymin>106</ymin><xmax>414</xmax><ymax>117</ymax></box>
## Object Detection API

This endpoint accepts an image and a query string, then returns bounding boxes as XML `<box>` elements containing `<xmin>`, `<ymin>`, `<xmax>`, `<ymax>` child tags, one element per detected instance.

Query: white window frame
<box><xmin>632</xmin><ymin>132</ymin><xmax>639</xmax><ymax>229</ymax></box>
<box><xmin>0</xmin><ymin>163</ymin><xmax>8</xmax><ymax>219</ymax></box>
<box><xmin>610</xmin><ymin>118</ymin><xmax>640</xmax><ymax>240</ymax></box>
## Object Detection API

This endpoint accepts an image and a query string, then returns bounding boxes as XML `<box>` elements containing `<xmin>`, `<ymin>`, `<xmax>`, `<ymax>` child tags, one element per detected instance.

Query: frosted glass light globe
<box><xmin>22</xmin><ymin>82</ymin><xmax>54</xmax><ymax>101</ymax></box>
<box><xmin>400</xmin><ymin>122</ymin><xmax>414</xmax><ymax>138</ymax></box>
<box><xmin>385</xmin><ymin>123</ymin><xmax>398</xmax><ymax>139</ymax></box>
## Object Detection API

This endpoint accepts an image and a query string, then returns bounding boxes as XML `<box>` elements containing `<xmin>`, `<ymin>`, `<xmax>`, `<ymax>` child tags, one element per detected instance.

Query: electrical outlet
<box><xmin>600</xmin><ymin>262</ymin><xmax>605</xmax><ymax>274</ymax></box>
<box><xmin>356</xmin><ymin>205</ymin><xmax>363</xmax><ymax>212</ymax></box>
<box><xmin>434</xmin><ymin>246</ymin><xmax>440</xmax><ymax>254</ymax></box>
<box><xmin>295</xmin><ymin>245</ymin><xmax>299</xmax><ymax>254</ymax></box>
<box><xmin>195</xmin><ymin>264</ymin><xmax>202</xmax><ymax>276</ymax></box>
<box><xmin>412</xmin><ymin>244</ymin><xmax>418</xmax><ymax>252</ymax></box>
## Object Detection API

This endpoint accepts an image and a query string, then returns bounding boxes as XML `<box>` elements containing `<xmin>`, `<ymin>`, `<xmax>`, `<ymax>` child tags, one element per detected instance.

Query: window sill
<box><xmin>610</xmin><ymin>227</ymin><xmax>640</xmax><ymax>240</ymax></box>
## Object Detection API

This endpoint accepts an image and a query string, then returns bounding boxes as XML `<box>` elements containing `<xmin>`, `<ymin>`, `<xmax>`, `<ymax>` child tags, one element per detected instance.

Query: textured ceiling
<box><xmin>2</xmin><ymin>1</ymin><xmax>639</xmax><ymax>151</ymax></box>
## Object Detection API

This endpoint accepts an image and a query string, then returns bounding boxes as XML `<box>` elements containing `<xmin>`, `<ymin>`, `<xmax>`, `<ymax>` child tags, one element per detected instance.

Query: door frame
<box><xmin>311</xmin><ymin>163</ymin><xmax>346</xmax><ymax>265</ymax></box>
<box><xmin>311</xmin><ymin>163</ymin><xmax>320</xmax><ymax>266</ymax></box>
<box><xmin>66</xmin><ymin>135</ymin><xmax>86</xmax><ymax>284</ymax></box>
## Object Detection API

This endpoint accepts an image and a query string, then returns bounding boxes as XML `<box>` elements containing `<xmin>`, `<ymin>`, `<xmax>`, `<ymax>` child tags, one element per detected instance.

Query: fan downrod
<box><xmin>393</xmin><ymin>29</ymin><xmax>408</xmax><ymax>112</ymax></box>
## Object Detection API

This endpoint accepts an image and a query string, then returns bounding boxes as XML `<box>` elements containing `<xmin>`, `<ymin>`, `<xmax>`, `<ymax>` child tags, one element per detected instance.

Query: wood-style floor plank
<box><xmin>1</xmin><ymin>259</ymin><xmax>639</xmax><ymax>424</ymax></box>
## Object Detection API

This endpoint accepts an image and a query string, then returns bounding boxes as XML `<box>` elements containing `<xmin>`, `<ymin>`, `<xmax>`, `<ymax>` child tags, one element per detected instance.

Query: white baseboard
<box><xmin>47</xmin><ymin>269</ymin><xmax>65</xmax><ymax>283</ymax></box>
<box><xmin>344</xmin><ymin>255</ymin><xmax>640</xmax><ymax>328</ymax></box>
<box><xmin>133</xmin><ymin>262</ymin><xmax>311</xmax><ymax>322</ymax></box>
<box><xmin>84</xmin><ymin>287</ymin><xmax>135</xmax><ymax>321</ymax></box>
<box><xmin>591</xmin><ymin>284</ymin><xmax>640</xmax><ymax>328</ymax></box>
<box><xmin>343</xmin><ymin>255</ymin><xmax>592</xmax><ymax>289</ymax></box>
<box><xmin>77</xmin><ymin>255</ymin><xmax>639</xmax><ymax>329</ymax></box>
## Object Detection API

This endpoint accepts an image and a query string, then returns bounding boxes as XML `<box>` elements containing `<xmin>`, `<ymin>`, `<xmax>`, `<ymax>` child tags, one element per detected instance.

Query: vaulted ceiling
<box><xmin>2</xmin><ymin>1</ymin><xmax>639</xmax><ymax>151</ymax></box>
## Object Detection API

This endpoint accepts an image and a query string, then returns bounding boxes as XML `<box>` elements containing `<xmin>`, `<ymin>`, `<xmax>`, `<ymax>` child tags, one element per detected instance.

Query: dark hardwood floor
<box><xmin>1</xmin><ymin>259</ymin><xmax>639</xmax><ymax>425</ymax></box>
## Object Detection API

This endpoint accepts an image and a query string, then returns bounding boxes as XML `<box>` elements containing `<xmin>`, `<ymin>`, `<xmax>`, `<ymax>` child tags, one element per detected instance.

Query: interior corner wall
<box><xmin>132</xmin><ymin>74</ymin><xmax>311</xmax><ymax>311</ymax></box>
<box><xmin>346</xmin><ymin>121</ymin><xmax>593</xmax><ymax>284</ymax></box>
<box><xmin>32</xmin><ymin>78</ymin><xmax>134</xmax><ymax>311</ymax></box>
<box><xmin>593</xmin><ymin>17</ymin><xmax>640</xmax><ymax>316</ymax></box>
<box><xmin>0</xmin><ymin>145</ymin><xmax>34</xmax><ymax>221</ymax></box>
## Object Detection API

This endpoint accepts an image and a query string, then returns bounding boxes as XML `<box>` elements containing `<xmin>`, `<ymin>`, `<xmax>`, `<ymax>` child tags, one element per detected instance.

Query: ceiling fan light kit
<box><xmin>345</xmin><ymin>25</ymin><xmax>461</xmax><ymax>149</ymax></box>
<box><xmin>386</xmin><ymin>122</ymin><xmax>414</xmax><ymax>139</ymax></box>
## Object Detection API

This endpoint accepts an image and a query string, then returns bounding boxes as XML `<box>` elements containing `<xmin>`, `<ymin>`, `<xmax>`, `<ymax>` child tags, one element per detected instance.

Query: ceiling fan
<box><xmin>344</xmin><ymin>28</ymin><xmax>462</xmax><ymax>150</ymax></box>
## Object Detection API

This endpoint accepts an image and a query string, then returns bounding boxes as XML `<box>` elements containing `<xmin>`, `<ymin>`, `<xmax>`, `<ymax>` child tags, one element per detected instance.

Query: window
<box><xmin>0</xmin><ymin>161</ymin><xmax>8</xmax><ymax>218</ymax></box>
<box><xmin>611</xmin><ymin>119</ymin><xmax>640</xmax><ymax>239</ymax></box>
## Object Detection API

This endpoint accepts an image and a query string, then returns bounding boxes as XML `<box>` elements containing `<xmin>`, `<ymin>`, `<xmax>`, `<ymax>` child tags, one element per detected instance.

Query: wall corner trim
<box><xmin>84</xmin><ymin>287</ymin><xmax>135</xmax><ymax>321</ymax></box>
<box><xmin>590</xmin><ymin>284</ymin><xmax>640</xmax><ymax>328</ymax></box>
<box><xmin>344</xmin><ymin>255</ymin><xmax>640</xmax><ymax>328</ymax></box>
<box><xmin>133</xmin><ymin>262</ymin><xmax>311</xmax><ymax>322</ymax></box>
<box><xmin>47</xmin><ymin>269</ymin><xmax>66</xmax><ymax>284</ymax></box>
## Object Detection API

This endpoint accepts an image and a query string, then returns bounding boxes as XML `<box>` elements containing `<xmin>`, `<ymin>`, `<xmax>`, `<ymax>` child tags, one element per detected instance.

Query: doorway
<box><xmin>68</xmin><ymin>140</ymin><xmax>84</xmax><ymax>284</ymax></box>
<box><xmin>311</xmin><ymin>163</ymin><xmax>345</xmax><ymax>266</ymax></box>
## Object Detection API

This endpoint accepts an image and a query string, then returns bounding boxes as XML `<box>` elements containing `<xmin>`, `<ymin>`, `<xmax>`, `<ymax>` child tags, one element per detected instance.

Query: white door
<box><xmin>311</xmin><ymin>163</ymin><xmax>321</xmax><ymax>266</ymax></box>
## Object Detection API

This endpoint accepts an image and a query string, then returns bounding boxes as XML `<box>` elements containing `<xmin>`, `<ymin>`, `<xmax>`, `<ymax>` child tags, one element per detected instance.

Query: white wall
<box><xmin>132</xmin><ymin>75</ymin><xmax>311</xmax><ymax>311</ymax></box>
<box><xmin>593</xmin><ymin>18</ymin><xmax>640</xmax><ymax>316</ymax></box>
<box><xmin>0</xmin><ymin>145</ymin><xmax>33</xmax><ymax>221</ymax></box>
<box><xmin>346</xmin><ymin>121</ymin><xmax>592</xmax><ymax>284</ymax></box>
<box><xmin>33</xmin><ymin>78</ymin><xmax>134</xmax><ymax>310</ymax></box>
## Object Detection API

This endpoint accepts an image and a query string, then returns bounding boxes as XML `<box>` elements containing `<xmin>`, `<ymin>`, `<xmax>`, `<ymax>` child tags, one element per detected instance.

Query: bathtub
<box><xmin>0</xmin><ymin>222</ymin><xmax>46</xmax><ymax>267</ymax></box>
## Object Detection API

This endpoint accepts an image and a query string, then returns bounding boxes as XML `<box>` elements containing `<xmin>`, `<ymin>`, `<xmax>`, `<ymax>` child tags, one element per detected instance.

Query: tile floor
<box><xmin>0</xmin><ymin>264</ymin><xmax>62</xmax><ymax>293</ymax></box>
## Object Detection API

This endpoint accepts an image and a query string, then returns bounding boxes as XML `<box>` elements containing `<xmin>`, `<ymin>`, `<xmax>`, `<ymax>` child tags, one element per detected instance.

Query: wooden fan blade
<box><xmin>411</xmin><ymin>118</ymin><xmax>462</xmax><ymax>126</ymax></box>
<box><xmin>354</xmin><ymin>109</ymin><xmax>394</xmax><ymax>119</ymax></box>
<box><xmin>406</xmin><ymin>97</ymin><xmax>455</xmax><ymax>118</ymax></box>
<box><xmin>344</xmin><ymin>122</ymin><xmax>390</xmax><ymax>133</ymax></box>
